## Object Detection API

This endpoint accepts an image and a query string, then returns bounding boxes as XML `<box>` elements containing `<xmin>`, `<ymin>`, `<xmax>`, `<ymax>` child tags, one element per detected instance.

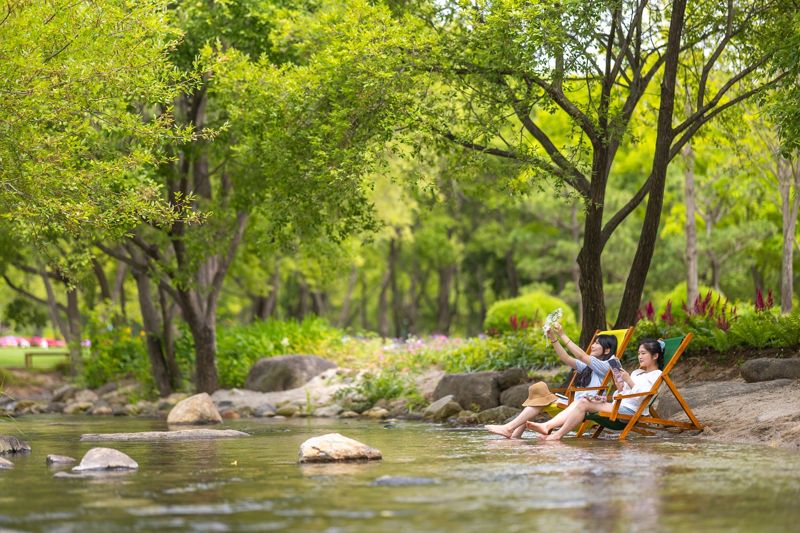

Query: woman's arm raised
<box><xmin>553</xmin><ymin>323</ymin><xmax>591</xmax><ymax>365</ymax></box>
<box><xmin>547</xmin><ymin>328</ymin><xmax>578</xmax><ymax>369</ymax></box>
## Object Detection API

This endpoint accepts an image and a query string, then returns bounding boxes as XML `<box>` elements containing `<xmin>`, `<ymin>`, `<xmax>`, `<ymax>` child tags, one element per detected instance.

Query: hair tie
<box><xmin>657</xmin><ymin>339</ymin><xmax>665</xmax><ymax>352</ymax></box>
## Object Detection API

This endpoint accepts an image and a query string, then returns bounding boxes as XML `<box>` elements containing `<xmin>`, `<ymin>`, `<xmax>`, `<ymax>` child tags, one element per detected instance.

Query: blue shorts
<box><xmin>618</xmin><ymin>405</ymin><xmax>637</xmax><ymax>416</ymax></box>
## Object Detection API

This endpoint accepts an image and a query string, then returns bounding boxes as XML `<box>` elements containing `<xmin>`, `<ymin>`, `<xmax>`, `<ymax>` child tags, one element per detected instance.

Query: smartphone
<box><xmin>608</xmin><ymin>358</ymin><xmax>622</xmax><ymax>370</ymax></box>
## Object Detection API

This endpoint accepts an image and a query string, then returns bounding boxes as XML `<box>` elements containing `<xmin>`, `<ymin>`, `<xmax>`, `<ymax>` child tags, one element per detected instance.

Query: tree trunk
<box><xmin>436</xmin><ymin>264</ymin><xmax>455</xmax><ymax>334</ymax></box>
<box><xmin>376</xmin><ymin>267</ymin><xmax>391</xmax><ymax>337</ymax></box>
<box><xmin>577</xmin><ymin>202</ymin><xmax>607</xmax><ymax>345</ymax></box>
<box><xmin>778</xmin><ymin>156</ymin><xmax>800</xmax><ymax>313</ymax></box>
<box><xmin>389</xmin><ymin>237</ymin><xmax>403</xmax><ymax>337</ymax></box>
<box><xmin>570</xmin><ymin>201</ymin><xmax>583</xmax><ymax>325</ymax></box>
<box><xmin>191</xmin><ymin>319</ymin><xmax>218</xmax><ymax>393</ymax></box>
<box><xmin>65</xmin><ymin>288</ymin><xmax>82</xmax><ymax>375</ymax></box>
<box><xmin>134</xmin><ymin>272</ymin><xmax>173</xmax><ymax>396</ymax></box>
<box><xmin>338</xmin><ymin>266</ymin><xmax>358</xmax><ymax>327</ymax></box>
<box><xmin>159</xmin><ymin>284</ymin><xmax>181</xmax><ymax>390</ymax></box>
<box><xmin>682</xmin><ymin>103</ymin><xmax>699</xmax><ymax>311</ymax></box>
<box><xmin>615</xmin><ymin>0</ymin><xmax>687</xmax><ymax>330</ymax></box>
<box><xmin>92</xmin><ymin>259</ymin><xmax>112</xmax><ymax>302</ymax></box>
<box><xmin>360</xmin><ymin>271</ymin><xmax>369</xmax><ymax>330</ymax></box>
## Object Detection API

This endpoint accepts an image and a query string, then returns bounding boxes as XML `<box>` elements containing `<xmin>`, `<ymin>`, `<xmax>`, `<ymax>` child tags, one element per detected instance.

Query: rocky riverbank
<box><xmin>2</xmin><ymin>355</ymin><xmax>799</xmax><ymax>449</ymax></box>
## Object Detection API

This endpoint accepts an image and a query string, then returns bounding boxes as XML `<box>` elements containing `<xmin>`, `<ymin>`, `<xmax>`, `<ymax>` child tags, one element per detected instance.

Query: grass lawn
<box><xmin>0</xmin><ymin>347</ymin><xmax>70</xmax><ymax>369</ymax></box>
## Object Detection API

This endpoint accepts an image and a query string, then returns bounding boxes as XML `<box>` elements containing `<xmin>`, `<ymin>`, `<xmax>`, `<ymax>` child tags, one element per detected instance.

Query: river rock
<box><xmin>313</xmin><ymin>404</ymin><xmax>343</xmax><ymax>418</ymax></box>
<box><xmin>80</xmin><ymin>429</ymin><xmax>249</xmax><ymax>441</ymax></box>
<box><xmin>245</xmin><ymin>355</ymin><xmax>338</xmax><ymax>392</ymax></box>
<box><xmin>94</xmin><ymin>382</ymin><xmax>119</xmax><ymax>396</ymax></box>
<box><xmin>0</xmin><ymin>436</ymin><xmax>31</xmax><ymax>454</ymax></box>
<box><xmin>654</xmin><ymin>379</ymin><xmax>794</xmax><ymax>418</ymax></box>
<box><xmin>500</xmin><ymin>383</ymin><xmax>532</xmax><ymax>407</ymax></box>
<box><xmin>90</xmin><ymin>403</ymin><xmax>113</xmax><ymax>416</ymax></box>
<box><xmin>456</xmin><ymin>410</ymin><xmax>478</xmax><ymax>424</ymax></box>
<box><xmin>64</xmin><ymin>401</ymin><xmax>93</xmax><ymax>415</ymax></box>
<box><xmin>475</xmin><ymin>405</ymin><xmax>522</xmax><ymax>424</ymax></box>
<box><xmin>52</xmin><ymin>384</ymin><xmax>79</xmax><ymax>402</ymax></box>
<box><xmin>298</xmin><ymin>433</ymin><xmax>382</xmax><ymax>463</ymax></box>
<box><xmin>740</xmin><ymin>358</ymin><xmax>800</xmax><ymax>383</ymax></box>
<box><xmin>415</xmin><ymin>369</ymin><xmax>446</xmax><ymax>400</ymax></box>
<box><xmin>496</xmin><ymin>368</ymin><xmax>528</xmax><ymax>390</ymax></box>
<box><xmin>0</xmin><ymin>457</ymin><xmax>13</xmax><ymax>469</ymax></box>
<box><xmin>73</xmin><ymin>447</ymin><xmax>138</xmax><ymax>471</ymax></box>
<box><xmin>275</xmin><ymin>404</ymin><xmax>299</xmax><ymax>417</ymax></box>
<box><xmin>433</xmin><ymin>373</ymin><xmax>500</xmax><ymax>411</ymax></box>
<box><xmin>167</xmin><ymin>393</ymin><xmax>222</xmax><ymax>425</ymax></box>
<box><xmin>46</xmin><ymin>454</ymin><xmax>77</xmax><ymax>465</ymax></box>
<box><xmin>362</xmin><ymin>406</ymin><xmax>390</xmax><ymax>419</ymax></box>
<box><xmin>254</xmin><ymin>403</ymin><xmax>277</xmax><ymax>417</ymax></box>
<box><xmin>423</xmin><ymin>395</ymin><xmax>463</xmax><ymax>421</ymax></box>
<box><xmin>340</xmin><ymin>410</ymin><xmax>359</xmax><ymax>418</ymax></box>
<box><xmin>44</xmin><ymin>401</ymin><xmax>66</xmax><ymax>414</ymax></box>
<box><xmin>74</xmin><ymin>389</ymin><xmax>99</xmax><ymax>403</ymax></box>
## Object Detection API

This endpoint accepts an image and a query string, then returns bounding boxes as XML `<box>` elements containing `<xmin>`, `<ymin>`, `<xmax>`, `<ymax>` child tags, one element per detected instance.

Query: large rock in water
<box><xmin>298</xmin><ymin>433</ymin><xmax>382</xmax><ymax>463</ymax></box>
<box><xmin>433</xmin><ymin>372</ymin><xmax>501</xmax><ymax>411</ymax></box>
<box><xmin>167</xmin><ymin>393</ymin><xmax>222</xmax><ymax>425</ymax></box>
<box><xmin>245</xmin><ymin>355</ymin><xmax>337</xmax><ymax>392</ymax></box>
<box><xmin>740</xmin><ymin>358</ymin><xmax>800</xmax><ymax>383</ymax></box>
<box><xmin>0</xmin><ymin>436</ymin><xmax>31</xmax><ymax>454</ymax></box>
<box><xmin>73</xmin><ymin>447</ymin><xmax>138</xmax><ymax>471</ymax></box>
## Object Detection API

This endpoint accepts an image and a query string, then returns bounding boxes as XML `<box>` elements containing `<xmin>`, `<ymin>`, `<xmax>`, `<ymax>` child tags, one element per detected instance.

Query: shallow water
<box><xmin>1</xmin><ymin>416</ymin><xmax>799</xmax><ymax>532</ymax></box>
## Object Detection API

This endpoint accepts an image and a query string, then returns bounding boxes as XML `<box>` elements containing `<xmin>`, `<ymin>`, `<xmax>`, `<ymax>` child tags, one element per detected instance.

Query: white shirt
<box><xmin>614</xmin><ymin>369</ymin><xmax>662</xmax><ymax>415</ymax></box>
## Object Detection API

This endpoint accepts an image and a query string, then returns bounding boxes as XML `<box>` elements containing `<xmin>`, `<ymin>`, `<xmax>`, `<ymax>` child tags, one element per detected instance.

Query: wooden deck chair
<box><xmin>546</xmin><ymin>326</ymin><xmax>635</xmax><ymax>413</ymax></box>
<box><xmin>575</xmin><ymin>333</ymin><xmax>703</xmax><ymax>440</ymax></box>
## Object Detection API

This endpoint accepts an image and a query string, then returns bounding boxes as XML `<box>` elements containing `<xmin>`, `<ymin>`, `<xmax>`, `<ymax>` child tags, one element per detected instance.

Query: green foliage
<box><xmin>176</xmin><ymin>317</ymin><xmax>345</xmax><ymax>388</ymax></box>
<box><xmin>3</xmin><ymin>297</ymin><xmax>47</xmax><ymax>332</ymax></box>
<box><xmin>439</xmin><ymin>331</ymin><xmax>557</xmax><ymax>373</ymax></box>
<box><xmin>0</xmin><ymin>0</ymin><xmax>194</xmax><ymax>245</ymax></box>
<box><xmin>81</xmin><ymin>316</ymin><xmax>153</xmax><ymax>392</ymax></box>
<box><xmin>654</xmin><ymin>282</ymin><xmax>731</xmax><ymax>324</ymax></box>
<box><xmin>483</xmin><ymin>291</ymin><xmax>577</xmax><ymax>336</ymax></box>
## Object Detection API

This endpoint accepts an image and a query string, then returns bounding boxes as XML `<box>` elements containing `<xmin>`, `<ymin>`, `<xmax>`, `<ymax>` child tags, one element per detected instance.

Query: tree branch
<box><xmin>2</xmin><ymin>274</ymin><xmax>66</xmax><ymax>312</ymax></box>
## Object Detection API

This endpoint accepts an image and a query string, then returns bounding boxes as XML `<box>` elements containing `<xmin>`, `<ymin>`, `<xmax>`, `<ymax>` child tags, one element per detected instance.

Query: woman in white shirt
<box><xmin>526</xmin><ymin>339</ymin><xmax>664</xmax><ymax>441</ymax></box>
<box><xmin>485</xmin><ymin>323</ymin><xmax>618</xmax><ymax>439</ymax></box>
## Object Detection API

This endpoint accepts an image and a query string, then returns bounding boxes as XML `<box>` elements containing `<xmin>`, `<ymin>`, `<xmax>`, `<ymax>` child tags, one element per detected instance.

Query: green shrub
<box><xmin>484</xmin><ymin>291</ymin><xmax>577</xmax><ymax>336</ymax></box>
<box><xmin>82</xmin><ymin>315</ymin><xmax>153</xmax><ymax>392</ymax></box>
<box><xmin>175</xmin><ymin>317</ymin><xmax>346</xmax><ymax>388</ymax></box>
<box><xmin>440</xmin><ymin>330</ymin><xmax>558</xmax><ymax>372</ymax></box>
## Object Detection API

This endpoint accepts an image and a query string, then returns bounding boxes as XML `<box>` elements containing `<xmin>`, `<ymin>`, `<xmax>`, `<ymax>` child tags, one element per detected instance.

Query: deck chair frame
<box><xmin>549</xmin><ymin>326</ymin><xmax>635</xmax><ymax>408</ymax></box>
<box><xmin>575</xmin><ymin>333</ymin><xmax>703</xmax><ymax>440</ymax></box>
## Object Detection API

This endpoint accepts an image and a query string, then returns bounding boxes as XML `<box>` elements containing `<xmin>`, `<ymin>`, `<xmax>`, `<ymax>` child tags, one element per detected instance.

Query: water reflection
<box><xmin>1</xmin><ymin>417</ymin><xmax>800</xmax><ymax>532</ymax></box>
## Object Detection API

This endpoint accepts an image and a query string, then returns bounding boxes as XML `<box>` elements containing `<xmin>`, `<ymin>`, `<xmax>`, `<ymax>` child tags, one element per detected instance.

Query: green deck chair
<box><xmin>576</xmin><ymin>333</ymin><xmax>704</xmax><ymax>440</ymax></box>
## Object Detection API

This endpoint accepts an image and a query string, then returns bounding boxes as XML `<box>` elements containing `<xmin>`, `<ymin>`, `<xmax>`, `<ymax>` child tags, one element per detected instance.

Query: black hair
<box><xmin>638</xmin><ymin>338</ymin><xmax>665</xmax><ymax>370</ymax></box>
<box><xmin>574</xmin><ymin>334</ymin><xmax>618</xmax><ymax>387</ymax></box>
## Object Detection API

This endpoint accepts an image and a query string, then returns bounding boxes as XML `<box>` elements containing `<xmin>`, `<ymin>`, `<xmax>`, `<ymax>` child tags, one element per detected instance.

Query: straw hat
<box><xmin>522</xmin><ymin>382</ymin><xmax>557</xmax><ymax>407</ymax></box>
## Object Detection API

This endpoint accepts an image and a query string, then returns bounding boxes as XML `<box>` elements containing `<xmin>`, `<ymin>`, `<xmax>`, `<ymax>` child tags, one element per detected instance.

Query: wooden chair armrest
<box><xmin>612</xmin><ymin>391</ymin><xmax>653</xmax><ymax>399</ymax></box>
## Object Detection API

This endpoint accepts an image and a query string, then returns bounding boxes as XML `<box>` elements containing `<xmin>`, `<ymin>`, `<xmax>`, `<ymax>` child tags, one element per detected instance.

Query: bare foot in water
<box><xmin>540</xmin><ymin>432</ymin><xmax>563</xmax><ymax>441</ymax></box>
<box><xmin>526</xmin><ymin>422</ymin><xmax>549</xmax><ymax>435</ymax></box>
<box><xmin>510</xmin><ymin>425</ymin><xmax>526</xmax><ymax>439</ymax></box>
<box><xmin>485</xmin><ymin>424</ymin><xmax>513</xmax><ymax>438</ymax></box>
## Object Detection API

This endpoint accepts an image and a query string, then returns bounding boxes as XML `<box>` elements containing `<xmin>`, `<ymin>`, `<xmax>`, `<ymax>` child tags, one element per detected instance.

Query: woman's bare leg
<box><xmin>485</xmin><ymin>406</ymin><xmax>543</xmax><ymax>438</ymax></box>
<box><xmin>527</xmin><ymin>400</ymin><xmax>581</xmax><ymax>435</ymax></box>
<box><xmin>543</xmin><ymin>400</ymin><xmax>616</xmax><ymax>441</ymax></box>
